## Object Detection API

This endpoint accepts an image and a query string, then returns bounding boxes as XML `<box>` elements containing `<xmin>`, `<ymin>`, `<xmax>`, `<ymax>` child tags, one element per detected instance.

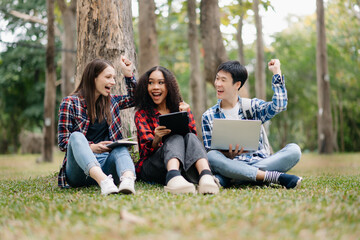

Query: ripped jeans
<box><xmin>65</xmin><ymin>132</ymin><xmax>135</xmax><ymax>187</ymax></box>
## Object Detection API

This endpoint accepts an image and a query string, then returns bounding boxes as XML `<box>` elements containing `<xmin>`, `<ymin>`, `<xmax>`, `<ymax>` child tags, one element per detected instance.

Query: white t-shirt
<box><xmin>221</xmin><ymin>101</ymin><xmax>241</xmax><ymax>120</ymax></box>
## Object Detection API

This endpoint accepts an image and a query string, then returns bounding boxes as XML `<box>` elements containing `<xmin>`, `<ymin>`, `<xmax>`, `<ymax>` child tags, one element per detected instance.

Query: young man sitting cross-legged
<box><xmin>201</xmin><ymin>59</ymin><xmax>302</xmax><ymax>189</ymax></box>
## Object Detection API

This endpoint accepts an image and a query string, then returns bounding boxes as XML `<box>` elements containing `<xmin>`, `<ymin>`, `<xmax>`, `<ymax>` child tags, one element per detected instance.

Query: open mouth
<box><xmin>152</xmin><ymin>92</ymin><xmax>162</xmax><ymax>97</ymax></box>
<box><xmin>105</xmin><ymin>86</ymin><xmax>112</xmax><ymax>93</ymax></box>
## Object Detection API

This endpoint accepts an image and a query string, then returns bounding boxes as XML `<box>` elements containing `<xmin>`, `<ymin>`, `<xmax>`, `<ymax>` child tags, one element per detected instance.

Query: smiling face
<box><xmin>147</xmin><ymin>70</ymin><xmax>168</xmax><ymax>108</ymax></box>
<box><xmin>214</xmin><ymin>70</ymin><xmax>241</xmax><ymax>107</ymax></box>
<box><xmin>94</xmin><ymin>66</ymin><xmax>116</xmax><ymax>100</ymax></box>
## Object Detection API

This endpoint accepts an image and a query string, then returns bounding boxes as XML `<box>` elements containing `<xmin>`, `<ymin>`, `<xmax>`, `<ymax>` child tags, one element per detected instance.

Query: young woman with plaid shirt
<box><xmin>134</xmin><ymin>66</ymin><xmax>219</xmax><ymax>194</ymax></box>
<box><xmin>57</xmin><ymin>56</ymin><xmax>136</xmax><ymax>195</ymax></box>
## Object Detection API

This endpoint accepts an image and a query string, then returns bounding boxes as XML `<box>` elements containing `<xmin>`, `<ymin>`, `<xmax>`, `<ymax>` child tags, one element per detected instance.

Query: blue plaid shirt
<box><xmin>201</xmin><ymin>74</ymin><xmax>287</xmax><ymax>161</ymax></box>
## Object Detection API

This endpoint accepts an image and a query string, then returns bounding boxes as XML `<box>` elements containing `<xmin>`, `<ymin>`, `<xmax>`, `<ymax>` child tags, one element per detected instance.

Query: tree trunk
<box><xmin>236</xmin><ymin>0</ymin><xmax>250</xmax><ymax>98</ymax></box>
<box><xmin>57</xmin><ymin>0</ymin><xmax>77</xmax><ymax>97</ymax></box>
<box><xmin>42</xmin><ymin>0</ymin><xmax>56</xmax><ymax>162</ymax></box>
<box><xmin>138</xmin><ymin>0</ymin><xmax>159</xmax><ymax>75</ymax></box>
<box><xmin>76</xmin><ymin>0</ymin><xmax>137</xmax><ymax>138</ymax></box>
<box><xmin>339</xmin><ymin>95</ymin><xmax>344</xmax><ymax>152</ymax></box>
<box><xmin>253</xmin><ymin>0</ymin><xmax>266</xmax><ymax>100</ymax></box>
<box><xmin>253</xmin><ymin>0</ymin><xmax>272</xmax><ymax>151</ymax></box>
<box><xmin>316</xmin><ymin>0</ymin><xmax>334</xmax><ymax>154</ymax></box>
<box><xmin>200</xmin><ymin>0</ymin><xmax>228</xmax><ymax>85</ymax></box>
<box><xmin>187</xmin><ymin>0</ymin><xmax>206</xmax><ymax>140</ymax></box>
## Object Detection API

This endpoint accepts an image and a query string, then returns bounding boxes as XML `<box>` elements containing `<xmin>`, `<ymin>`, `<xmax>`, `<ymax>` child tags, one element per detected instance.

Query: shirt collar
<box><xmin>215</xmin><ymin>96</ymin><xmax>241</xmax><ymax>113</ymax></box>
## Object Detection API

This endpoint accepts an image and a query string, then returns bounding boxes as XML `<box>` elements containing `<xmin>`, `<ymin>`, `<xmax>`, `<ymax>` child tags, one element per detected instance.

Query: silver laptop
<box><xmin>211</xmin><ymin>119</ymin><xmax>262</xmax><ymax>151</ymax></box>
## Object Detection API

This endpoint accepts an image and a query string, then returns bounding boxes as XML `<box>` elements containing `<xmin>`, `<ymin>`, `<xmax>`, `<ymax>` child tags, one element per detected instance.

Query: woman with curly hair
<box><xmin>134</xmin><ymin>66</ymin><xmax>219</xmax><ymax>194</ymax></box>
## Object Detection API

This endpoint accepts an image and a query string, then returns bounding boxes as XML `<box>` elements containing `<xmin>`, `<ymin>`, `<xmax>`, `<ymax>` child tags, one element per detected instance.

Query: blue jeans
<box><xmin>207</xmin><ymin>143</ymin><xmax>301</xmax><ymax>187</ymax></box>
<box><xmin>65</xmin><ymin>132</ymin><xmax>135</xmax><ymax>187</ymax></box>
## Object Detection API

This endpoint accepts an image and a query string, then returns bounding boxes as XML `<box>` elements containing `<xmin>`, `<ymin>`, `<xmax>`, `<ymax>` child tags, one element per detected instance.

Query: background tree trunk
<box><xmin>42</xmin><ymin>0</ymin><xmax>56</xmax><ymax>162</ymax></box>
<box><xmin>200</xmin><ymin>0</ymin><xmax>228</xmax><ymax>85</ymax></box>
<box><xmin>138</xmin><ymin>0</ymin><xmax>159</xmax><ymax>75</ymax></box>
<box><xmin>57</xmin><ymin>0</ymin><xmax>77</xmax><ymax>97</ymax></box>
<box><xmin>316</xmin><ymin>0</ymin><xmax>334</xmax><ymax>154</ymax></box>
<box><xmin>236</xmin><ymin>0</ymin><xmax>250</xmax><ymax>98</ymax></box>
<box><xmin>253</xmin><ymin>0</ymin><xmax>266</xmax><ymax>100</ymax></box>
<box><xmin>187</xmin><ymin>0</ymin><xmax>206</xmax><ymax>139</ymax></box>
<box><xmin>76</xmin><ymin>0</ymin><xmax>137</xmax><ymax>138</ymax></box>
<box><xmin>253</xmin><ymin>0</ymin><xmax>272</xmax><ymax>152</ymax></box>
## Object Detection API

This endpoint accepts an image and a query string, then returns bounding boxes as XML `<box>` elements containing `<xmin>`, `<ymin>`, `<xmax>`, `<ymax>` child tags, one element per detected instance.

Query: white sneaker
<box><xmin>118</xmin><ymin>176</ymin><xmax>136</xmax><ymax>194</ymax></box>
<box><xmin>164</xmin><ymin>175</ymin><xmax>196</xmax><ymax>194</ymax></box>
<box><xmin>198</xmin><ymin>175</ymin><xmax>220</xmax><ymax>195</ymax></box>
<box><xmin>100</xmin><ymin>175</ymin><xmax>119</xmax><ymax>195</ymax></box>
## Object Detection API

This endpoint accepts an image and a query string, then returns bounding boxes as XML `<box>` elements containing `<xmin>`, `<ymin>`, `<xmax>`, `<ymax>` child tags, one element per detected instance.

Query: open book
<box><xmin>106</xmin><ymin>139</ymin><xmax>138</xmax><ymax>149</ymax></box>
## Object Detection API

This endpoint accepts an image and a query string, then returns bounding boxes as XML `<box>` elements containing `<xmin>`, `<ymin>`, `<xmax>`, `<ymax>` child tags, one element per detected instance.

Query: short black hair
<box><xmin>216</xmin><ymin>61</ymin><xmax>248</xmax><ymax>90</ymax></box>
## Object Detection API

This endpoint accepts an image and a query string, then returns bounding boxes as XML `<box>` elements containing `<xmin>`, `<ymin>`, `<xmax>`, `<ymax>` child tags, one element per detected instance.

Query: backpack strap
<box><xmin>241</xmin><ymin>98</ymin><xmax>253</xmax><ymax>119</ymax></box>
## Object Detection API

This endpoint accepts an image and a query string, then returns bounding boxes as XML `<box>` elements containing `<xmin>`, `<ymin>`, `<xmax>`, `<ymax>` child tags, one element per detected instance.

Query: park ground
<box><xmin>0</xmin><ymin>151</ymin><xmax>359</xmax><ymax>240</ymax></box>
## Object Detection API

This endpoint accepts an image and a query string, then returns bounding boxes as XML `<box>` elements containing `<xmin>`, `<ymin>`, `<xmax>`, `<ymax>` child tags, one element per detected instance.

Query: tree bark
<box><xmin>138</xmin><ymin>0</ymin><xmax>159</xmax><ymax>75</ymax></box>
<box><xmin>316</xmin><ymin>0</ymin><xmax>334</xmax><ymax>154</ymax></box>
<box><xmin>253</xmin><ymin>0</ymin><xmax>266</xmax><ymax>100</ymax></box>
<box><xmin>236</xmin><ymin>0</ymin><xmax>250</xmax><ymax>98</ymax></box>
<box><xmin>187</xmin><ymin>0</ymin><xmax>206</xmax><ymax>140</ymax></box>
<box><xmin>42</xmin><ymin>0</ymin><xmax>56</xmax><ymax>162</ymax></box>
<box><xmin>200</xmin><ymin>0</ymin><xmax>228</xmax><ymax>85</ymax></box>
<box><xmin>76</xmin><ymin>0</ymin><xmax>137</xmax><ymax>138</ymax></box>
<box><xmin>57</xmin><ymin>0</ymin><xmax>77</xmax><ymax>97</ymax></box>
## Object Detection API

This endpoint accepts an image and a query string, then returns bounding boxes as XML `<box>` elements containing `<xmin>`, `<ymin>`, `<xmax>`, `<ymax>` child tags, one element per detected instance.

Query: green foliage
<box><xmin>155</xmin><ymin>0</ymin><xmax>191</xmax><ymax>102</ymax></box>
<box><xmin>266</xmin><ymin>0</ymin><xmax>360</xmax><ymax>152</ymax></box>
<box><xmin>1</xmin><ymin>0</ymin><xmax>359</xmax><ymax>153</ymax></box>
<box><xmin>265</xmin><ymin>16</ymin><xmax>318</xmax><ymax>151</ymax></box>
<box><xmin>0</xmin><ymin>0</ymin><xmax>62</xmax><ymax>153</ymax></box>
<box><xmin>0</xmin><ymin>41</ymin><xmax>46</xmax><ymax>153</ymax></box>
<box><xmin>0</xmin><ymin>152</ymin><xmax>359</xmax><ymax>239</ymax></box>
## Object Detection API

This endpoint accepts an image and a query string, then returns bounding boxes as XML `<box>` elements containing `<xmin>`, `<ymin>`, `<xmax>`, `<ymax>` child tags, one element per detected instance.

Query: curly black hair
<box><xmin>135</xmin><ymin>66</ymin><xmax>183</xmax><ymax>115</ymax></box>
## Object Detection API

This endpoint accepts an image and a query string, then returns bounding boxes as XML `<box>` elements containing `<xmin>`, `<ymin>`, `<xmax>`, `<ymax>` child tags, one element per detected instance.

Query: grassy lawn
<box><xmin>0</xmin><ymin>151</ymin><xmax>359</xmax><ymax>240</ymax></box>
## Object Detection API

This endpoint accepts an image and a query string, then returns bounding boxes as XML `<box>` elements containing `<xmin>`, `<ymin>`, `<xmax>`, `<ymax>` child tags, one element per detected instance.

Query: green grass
<box><xmin>0</xmin><ymin>152</ymin><xmax>359</xmax><ymax>240</ymax></box>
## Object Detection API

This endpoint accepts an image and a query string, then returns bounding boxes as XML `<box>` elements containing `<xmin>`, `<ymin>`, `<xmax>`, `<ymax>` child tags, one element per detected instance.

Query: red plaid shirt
<box><xmin>57</xmin><ymin>76</ymin><xmax>136</xmax><ymax>188</ymax></box>
<box><xmin>134</xmin><ymin>108</ymin><xmax>197</xmax><ymax>174</ymax></box>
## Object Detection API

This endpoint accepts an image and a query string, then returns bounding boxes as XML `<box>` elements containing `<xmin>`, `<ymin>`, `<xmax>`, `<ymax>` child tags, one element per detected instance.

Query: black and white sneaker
<box><xmin>278</xmin><ymin>173</ymin><xmax>303</xmax><ymax>189</ymax></box>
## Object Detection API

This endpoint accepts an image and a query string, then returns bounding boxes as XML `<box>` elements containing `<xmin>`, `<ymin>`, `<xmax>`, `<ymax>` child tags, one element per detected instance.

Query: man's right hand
<box><xmin>268</xmin><ymin>59</ymin><xmax>281</xmax><ymax>76</ymax></box>
<box><xmin>221</xmin><ymin>144</ymin><xmax>247</xmax><ymax>159</ymax></box>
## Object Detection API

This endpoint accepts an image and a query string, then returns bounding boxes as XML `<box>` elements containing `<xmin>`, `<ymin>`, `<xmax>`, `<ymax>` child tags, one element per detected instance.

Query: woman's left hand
<box><xmin>179</xmin><ymin>101</ymin><xmax>190</xmax><ymax>112</ymax></box>
<box><xmin>120</xmin><ymin>55</ymin><xmax>133</xmax><ymax>78</ymax></box>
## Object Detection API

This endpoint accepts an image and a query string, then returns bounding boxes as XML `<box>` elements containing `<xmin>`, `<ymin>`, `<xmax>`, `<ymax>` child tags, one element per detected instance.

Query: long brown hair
<box><xmin>73</xmin><ymin>59</ymin><xmax>114</xmax><ymax>124</ymax></box>
<box><xmin>135</xmin><ymin>66</ymin><xmax>183</xmax><ymax>115</ymax></box>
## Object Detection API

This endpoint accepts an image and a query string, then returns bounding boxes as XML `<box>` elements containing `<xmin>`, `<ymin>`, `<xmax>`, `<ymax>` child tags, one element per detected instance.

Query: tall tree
<box><xmin>76</xmin><ymin>0</ymin><xmax>137</xmax><ymax>138</ymax></box>
<box><xmin>57</xmin><ymin>0</ymin><xmax>77</xmax><ymax>97</ymax></box>
<box><xmin>236</xmin><ymin>0</ymin><xmax>250</xmax><ymax>98</ymax></box>
<box><xmin>42</xmin><ymin>0</ymin><xmax>56</xmax><ymax>162</ymax></box>
<box><xmin>138</xmin><ymin>0</ymin><xmax>159</xmax><ymax>75</ymax></box>
<box><xmin>200</xmin><ymin>0</ymin><xmax>228</xmax><ymax>85</ymax></box>
<box><xmin>187</xmin><ymin>0</ymin><xmax>206</xmax><ymax>138</ymax></box>
<box><xmin>316</xmin><ymin>0</ymin><xmax>334</xmax><ymax>153</ymax></box>
<box><xmin>253</xmin><ymin>0</ymin><xmax>266</xmax><ymax>100</ymax></box>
